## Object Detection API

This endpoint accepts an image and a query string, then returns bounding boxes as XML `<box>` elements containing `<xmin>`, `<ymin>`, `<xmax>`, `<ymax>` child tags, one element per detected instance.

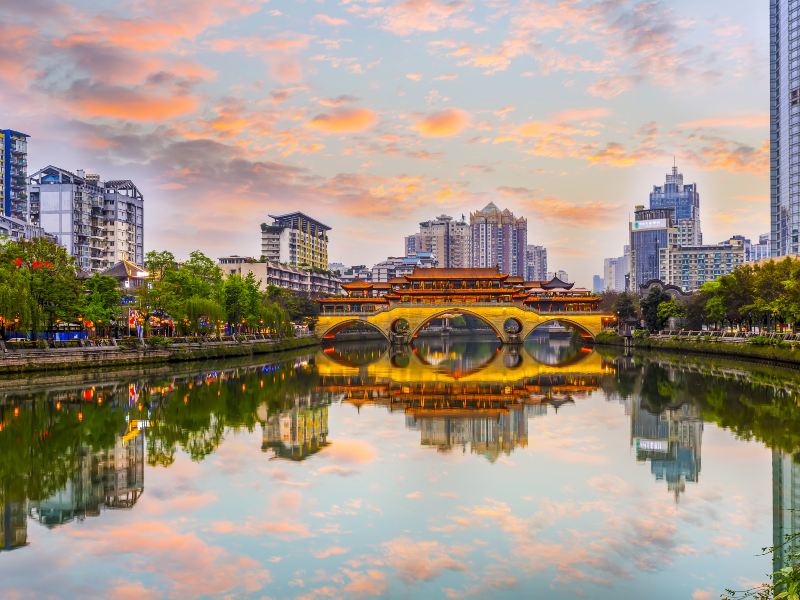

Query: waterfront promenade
<box><xmin>0</xmin><ymin>335</ymin><xmax>318</xmax><ymax>374</ymax></box>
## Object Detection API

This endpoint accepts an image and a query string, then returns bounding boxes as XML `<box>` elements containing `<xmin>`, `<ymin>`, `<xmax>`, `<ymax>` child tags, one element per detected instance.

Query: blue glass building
<box><xmin>0</xmin><ymin>129</ymin><xmax>29</xmax><ymax>220</ymax></box>
<box><xmin>629</xmin><ymin>207</ymin><xmax>674</xmax><ymax>290</ymax></box>
<box><xmin>649</xmin><ymin>164</ymin><xmax>700</xmax><ymax>226</ymax></box>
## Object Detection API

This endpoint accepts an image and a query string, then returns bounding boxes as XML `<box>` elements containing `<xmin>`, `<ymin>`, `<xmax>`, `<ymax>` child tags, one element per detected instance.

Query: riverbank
<box><xmin>0</xmin><ymin>336</ymin><xmax>319</xmax><ymax>374</ymax></box>
<box><xmin>595</xmin><ymin>331</ymin><xmax>800</xmax><ymax>368</ymax></box>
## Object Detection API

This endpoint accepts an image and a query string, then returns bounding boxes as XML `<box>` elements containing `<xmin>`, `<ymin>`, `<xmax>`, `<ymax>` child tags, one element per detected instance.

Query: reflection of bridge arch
<box><xmin>412</xmin><ymin>341</ymin><xmax>503</xmax><ymax>378</ymax></box>
<box><xmin>320</xmin><ymin>319</ymin><xmax>390</xmax><ymax>342</ymax></box>
<box><xmin>409</xmin><ymin>308</ymin><xmax>503</xmax><ymax>340</ymax></box>
<box><xmin>315</xmin><ymin>342</ymin><xmax>615</xmax><ymax>384</ymax></box>
<box><xmin>522</xmin><ymin>343</ymin><xmax>593</xmax><ymax>368</ymax></box>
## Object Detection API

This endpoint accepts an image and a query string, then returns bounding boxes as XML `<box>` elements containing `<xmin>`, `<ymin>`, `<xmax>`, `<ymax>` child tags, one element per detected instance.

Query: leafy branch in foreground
<box><xmin>722</xmin><ymin>532</ymin><xmax>800</xmax><ymax>600</ymax></box>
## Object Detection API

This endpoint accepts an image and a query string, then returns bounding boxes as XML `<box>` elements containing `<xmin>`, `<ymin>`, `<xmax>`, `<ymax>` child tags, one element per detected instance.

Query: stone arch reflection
<box><xmin>412</xmin><ymin>338</ymin><xmax>502</xmax><ymax>377</ymax></box>
<box><xmin>524</xmin><ymin>320</ymin><xmax>594</xmax><ymax>367</ymax></box>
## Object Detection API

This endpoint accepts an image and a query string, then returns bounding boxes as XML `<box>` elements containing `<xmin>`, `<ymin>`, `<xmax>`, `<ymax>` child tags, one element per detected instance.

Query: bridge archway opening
<box><xmin>410</xmin><ymin>309</ymin><xmax>502</xmax><ymax>341</ymax></box>
<box><xmin>321</xmin><ymin>320</ymin><xmax>390</xmax><ymax>343</ymax></box>
<box><xmin>527</xmin><ymin>318</ymin><xmax>596</xmax><ymax>341</ymax></box>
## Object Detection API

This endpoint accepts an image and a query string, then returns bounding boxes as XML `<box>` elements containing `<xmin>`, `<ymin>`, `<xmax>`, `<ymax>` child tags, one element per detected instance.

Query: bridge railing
<box><xmin>318</xmin><ymin>302</ymin><xmax>610</xmax><ymax>317</ymax></box>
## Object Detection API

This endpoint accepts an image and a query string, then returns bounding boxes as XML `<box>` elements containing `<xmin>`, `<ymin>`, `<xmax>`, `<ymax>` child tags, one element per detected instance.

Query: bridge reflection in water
<box><xmin>316</xmin><ymin>338</ymin><xmax>612</xmax><ymax>461</ymax></box>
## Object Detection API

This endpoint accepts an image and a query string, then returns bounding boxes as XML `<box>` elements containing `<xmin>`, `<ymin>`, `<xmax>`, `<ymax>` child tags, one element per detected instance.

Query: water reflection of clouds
<box><xmin>1</xmin><ymin>344</ymin><xmax>794</xmax><ymax>598</ymax></box>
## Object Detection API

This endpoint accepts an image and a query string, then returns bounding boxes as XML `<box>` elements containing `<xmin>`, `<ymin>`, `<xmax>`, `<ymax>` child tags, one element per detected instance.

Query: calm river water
<box><xmin>0</xmin><ymin>336</ymin><xmax>798</xmax><ymax>599</ymax></box>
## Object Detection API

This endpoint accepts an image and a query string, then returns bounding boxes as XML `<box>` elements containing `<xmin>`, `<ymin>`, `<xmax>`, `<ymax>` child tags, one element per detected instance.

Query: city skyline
<box><xmin>1</xmin><ymin>0</ymin><xmax>768</xmax><ymax>285</ymax></box>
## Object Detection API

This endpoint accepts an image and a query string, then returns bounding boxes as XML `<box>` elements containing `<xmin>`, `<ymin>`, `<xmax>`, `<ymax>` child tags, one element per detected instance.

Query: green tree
<box><xmin>612</xmin><ymin>292</ymin><xmax>639</xmax><ymax>323</ymax></box>
<box><xmin>83</xmin><ymin>274</ymin><xmax>122</xmax><ymax>335</ymax></box>
<box><xmin>640</xmin><ymin>287</ymin><xmax>671</xmax><ymax>332</ymax></box>
<box><xmin>0</xmin><ymin>238</ymin><xmax>82</xmax><ymax>335</ymax></box>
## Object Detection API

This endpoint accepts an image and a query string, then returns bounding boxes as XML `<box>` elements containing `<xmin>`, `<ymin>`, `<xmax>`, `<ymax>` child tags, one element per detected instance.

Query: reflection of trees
<box><xmin>0</xmin><ymin>352</ymin><xmax>321</xmax><ymax>507</ymax></box>
<box><xmin>0</xmin><ymin>401</ymin><xmax>127</xmax><ymax>505</ymax></box>
<box><xmin>625</xmin><ymin>357</ymin><xmax>800</xmax><ymax>456</ymax></box>
<box><xmin>145</xmin><ymin>362</ymin><xmax>320</xmax><ymax>465</ymax></box>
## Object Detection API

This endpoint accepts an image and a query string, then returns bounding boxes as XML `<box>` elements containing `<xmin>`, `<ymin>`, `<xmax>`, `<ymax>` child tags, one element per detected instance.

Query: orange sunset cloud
<box><xmin>308</xmin><ymin>107</ymin><xmax>378</xmax><ymax>133</ymax></box>
<box><xmin>414</xmin><ymin>108</ymin><xmax>469</xmax><ymax>137</ymax></box>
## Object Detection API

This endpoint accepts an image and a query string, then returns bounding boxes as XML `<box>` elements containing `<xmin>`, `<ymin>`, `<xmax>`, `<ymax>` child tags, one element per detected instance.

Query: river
<box><xmin>0</xmin><ymin>335</ymin><xmax>797</xmax><ymax>599</ymax></box>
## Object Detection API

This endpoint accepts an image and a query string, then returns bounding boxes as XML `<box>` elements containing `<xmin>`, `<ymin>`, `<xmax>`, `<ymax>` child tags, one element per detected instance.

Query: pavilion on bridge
<box><xmin>317</xmin><ymin>267</ymin><xmax>602</xmax><ymax>315</ymax></box>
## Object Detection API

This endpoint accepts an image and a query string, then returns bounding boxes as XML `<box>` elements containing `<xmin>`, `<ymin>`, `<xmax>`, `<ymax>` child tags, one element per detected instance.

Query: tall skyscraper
<box><xmin>260</xmin><ymin>212</ymin><xmax>330</xmax><ymax>270</ymax></box>
<box><xmin>0</xmin><ymin>129</ymin><xmax>29</xmax><ymax>220</ymax></box>
<box><xmin>629</xmin><ymin>206</ymin><xmax>675</xmax><ymax>291</ymax></box>
<box><xmin>772</xmin><ymin>450</ymin><xmax>800</xmax><ymax>575</ymax></box>
<box><xmin>525</xmin><ymin>244</ymin><xmax>548</xmax><ymax>281</ymax></box>
<box><xmin>405</xmin><ymin>214</ymin><xmax>471</xmax><ymax>268</ymax></box>
<box><xmin>649</xmin><ymin>164</ymin><xmax>702</xmax><ymax>245</ymax></box>
<box><xmin>771</xmin><ymin>1</ymin><xmax>798</xmax><ymax>256</ymax></box>
<box><xmin>28</xmin><ymin>166</ymin><xmax>145</xmax><ymax>272</ymax></box>
<box><xmin>470</xmin><ymin>202</ymin><xmax>527</xmax><ymax>276</ymax></box>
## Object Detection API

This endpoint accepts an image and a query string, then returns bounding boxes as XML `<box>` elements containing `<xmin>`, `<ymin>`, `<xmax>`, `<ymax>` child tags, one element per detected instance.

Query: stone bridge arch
<box><xmin>408</xmin><ymin>308</ymin><xmax>504</xmax><ymax>340</ymax></box>
<box><xmin>523</xmin><ymin>317</ymin><xmax>600</xmax><ymax>340</ymax></box>
<box><xmin>319</xmin><ymin>318</ymin><xmax>390</xmax><ymax>342</ymax></box>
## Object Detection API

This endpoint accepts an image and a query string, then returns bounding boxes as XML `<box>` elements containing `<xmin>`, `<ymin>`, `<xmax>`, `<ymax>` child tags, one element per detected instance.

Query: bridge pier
<box><xmin>389</xmin><ymin>332</ymin><xmax>410</xmax><ymax>346</ymax></box>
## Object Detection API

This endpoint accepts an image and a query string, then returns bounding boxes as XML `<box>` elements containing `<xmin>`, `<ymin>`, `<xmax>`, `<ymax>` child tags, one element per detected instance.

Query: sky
<box><xmin>1</xmin><ymin>0</ymin><xmax>769</xmax><ymax>285</ymax></box>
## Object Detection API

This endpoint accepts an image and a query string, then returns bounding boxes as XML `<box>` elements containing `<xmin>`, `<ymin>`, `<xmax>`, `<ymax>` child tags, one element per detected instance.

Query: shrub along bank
<box><xmin>594</xmin><ymin>331</ymin><xmax>800</xmax><ymax>367</ymax></box>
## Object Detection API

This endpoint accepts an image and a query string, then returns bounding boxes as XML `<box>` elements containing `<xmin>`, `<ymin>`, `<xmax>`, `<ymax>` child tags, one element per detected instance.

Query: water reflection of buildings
<box><xmin>261</xmin><ymin>396</ymin><xmax>331</xmax><ymax>461</ymax></box>
<box><xmin>1</xmin><ymin>501</ymin><xmax>28</xmax><ymax>552</ymax></box>
<box><xmin>29</xmin><ymin>431</ymin><xmax>145</xmax><ymax>527</ymax></box>
<box><xmin>773</xmin><ymin>451</ymin><xmax>800</xmax><ymax>573</ymax></box>
<box><xmin>630</xmin><ymin>399</ymin><xmax>703</xmax><ymax>501</ymax></box>
<box><xmin>405</xmin><ymin>404</ymin><xmax>549</xmax><ymax>462</ymax></box>
<box><xmin>317</xmin><ymin>342</ymin><xmax>611</xmax><ymax>460</ymax></box>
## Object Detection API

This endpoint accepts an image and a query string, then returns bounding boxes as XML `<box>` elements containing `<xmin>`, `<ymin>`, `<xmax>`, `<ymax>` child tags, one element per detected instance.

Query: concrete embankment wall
<box><xmin>0</xmin><ymin>337</ymin><xmax>319</xmax><ymax>375</ymax></box>
<box><xmin>595</xmin><ymin>333</ymin><xmax>800</xmax><ymax>368</ymax></box>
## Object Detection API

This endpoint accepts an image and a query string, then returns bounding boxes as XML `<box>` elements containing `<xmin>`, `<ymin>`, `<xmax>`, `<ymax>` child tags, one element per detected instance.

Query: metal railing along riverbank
<box><xmin>650</xmin><ymin>330</ymin><xmax>800</xmax><ymax>343</ymax></box>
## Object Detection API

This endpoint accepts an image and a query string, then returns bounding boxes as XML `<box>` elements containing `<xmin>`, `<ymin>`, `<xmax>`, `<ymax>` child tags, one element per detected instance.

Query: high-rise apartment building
<box><xmin>28</xmin><ymin>166</ymin><xmax>144</xmax><ymax>272</ymax></box>
<box><xmin>650</xmin><ymin>164</ymin><xmax>702</xmax><ymax>244</ymax></box>
<box><xmin>752</xmin><ymin>233</ymin><xmax>771</xmax><ymax>261</ymax></box>
<box><xmin>470</xmin><ymin>202</ymin><xmax>527</xmax><ymax>276</ymax></box>
<box><xmin>659</xmin><ymin>237</ymin><xmax>746</xmax><ymax>292</ymax></box>
<box><xmin>771</xmin><ymin>0</ymin><xmax>800</xmax><ymax>256</ymax></box>
<box><xmin>405</xmin><ymin>214</ymin><xmax>471</xmax><ymax>268</ymax></box>
<box><xmin>525</xmin><ymin>245</ymin><xmax>548</xmax><ymax>281</ymax></box>
<box><xmin>603</xmin><ymin>245</ymin><xmax>631</xmax><ymax>292</ymax></box>
<box><xmin>1</xmin><ymin>129</ymin><xmax>29</xmax><ymax>221</ymax></box>
<box><xmin>630</xmin><ymin>207</ymin><xmax>675</xmax><ymax>291</ymax></box>
<box><xmin>730</xmin><ymin>233</ymin><xmax>771</xmax><ymax>263</ymax></box>
<box><xmin>260</xmin><ymin>212</ymin><xmax>329</xmax><ymax>270</ymax></box>
<box><xmin>371</xmin><ymin>252</ymin><xmax>436</xmax><ymax>282</ymax></box>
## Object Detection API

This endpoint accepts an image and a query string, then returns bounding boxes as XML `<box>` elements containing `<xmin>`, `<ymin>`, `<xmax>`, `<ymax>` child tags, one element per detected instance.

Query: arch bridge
<box><xmin>316</xmin><ymin>305</ymin><xmax>611</xmax><ymax>344</ymax></box>
<box><xmin>315</xmin><ymin>268</ymin><xmax>615</xmax><ymax>345</ymax></box>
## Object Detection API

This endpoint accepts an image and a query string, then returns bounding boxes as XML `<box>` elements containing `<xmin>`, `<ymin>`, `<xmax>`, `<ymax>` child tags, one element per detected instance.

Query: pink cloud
<box><xmin>413</xmin><ymin>108</ymin><xmax>469</xmax><ymax>137</ymax></box>
<box><xmin>308</xmin><ymin>107</ymin><xmax>378</xmax><ymax>133</ymax></box>
<box><xmin>68</xmin><ymin>521</ymin><xmax>271</xmax><ymax>596</ymax></box>
<box><xmin>313</xmin><ymin>546</ymin><xmax>350</xmax><ymax>559</ymax></box>
<box><xmin>313</xmin><ymin>14</ymin><xmax>349</xmax><ymax>27</ymax></box>
<box><xmin>382</xmin><ymin>537</ymin><xmax>469</xmax><ymax>582</ymax></box>
<box><xmin>382</xmin><ymin>0</ymin><xmax>473</xmax><ymax>36</ymax></box>
<box><xmin>679</xmin><ymin>113</ymin><xmax>769</xmax><ymax>129</ymax></box>
<box><xmin>321</xmin><ymin>439</ymin><xmax>378</xmax><ymax>463</ymax></box>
